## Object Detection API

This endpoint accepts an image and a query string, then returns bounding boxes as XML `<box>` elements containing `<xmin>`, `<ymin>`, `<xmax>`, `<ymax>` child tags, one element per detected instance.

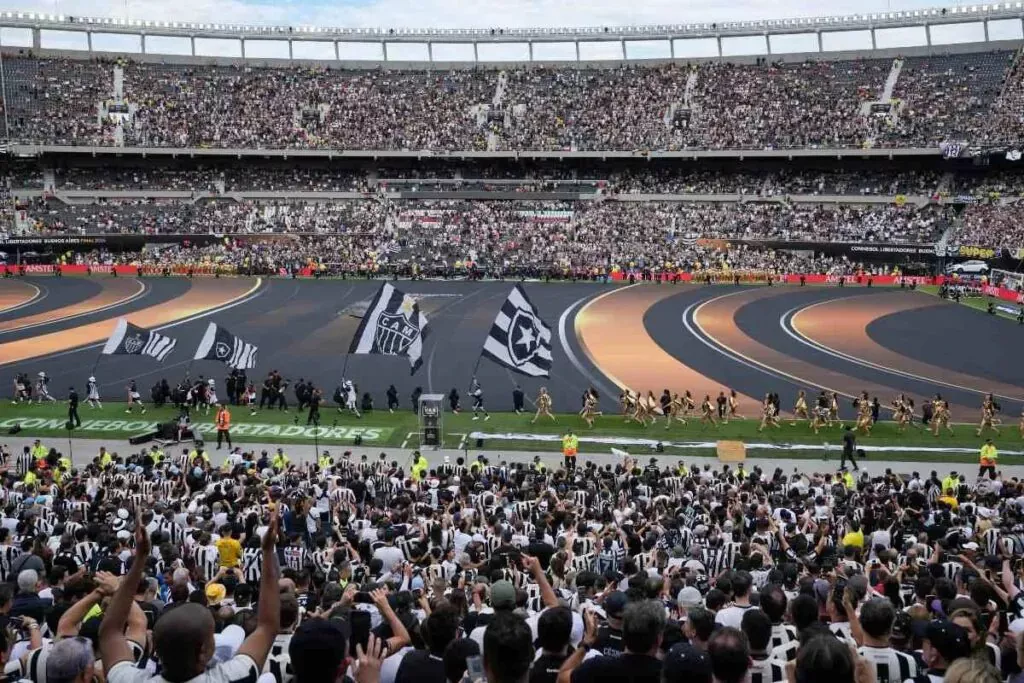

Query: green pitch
<box><xmin>1</xmin><ymin>401</ymin><xmax>1020</xmax><ymax>465</ymax></box>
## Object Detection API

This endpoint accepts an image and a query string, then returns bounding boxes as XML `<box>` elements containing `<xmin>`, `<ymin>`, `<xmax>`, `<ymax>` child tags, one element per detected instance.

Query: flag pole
<box><xmin>340</xmin><ymin>353</ymin><xmax>351</xmax><ymax>381</ymax></box>
<box><xmin>89</xmin><ymin>351</ymin><xmax>104</xmax><ymax>379</ymax></box>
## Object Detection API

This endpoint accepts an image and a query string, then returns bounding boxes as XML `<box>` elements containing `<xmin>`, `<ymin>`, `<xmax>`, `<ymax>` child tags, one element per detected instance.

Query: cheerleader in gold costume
<box><xmin>891</xmin><ymin>394</ymin><xmax>911</xmax><ymax>433</ymax></box>
<box><xmin>625</xmin><ymin>391</ymin><xmax>651</xmax><ymax>426</ymax></box>
<box><xmin>726</xmin><ymin>389</ymin><xmax>743</xmax><ymax>423</ymax></box>
<box><xmin>665</xmin><ymin>392</ymin><xmax>685</xmax><ymax>429</ymax></box>
<box><xmin>700</xmin><ymin>394</ymin><xmax>717</xmax><ymax>428</ymax></box>
<box><xmin>855</xmin><ymin>391</ymin><xmax>873</xmax><ymax>436</ymax></box>
<box><xmin>757</xmin><ymin>393</ymin><xmax>780</xmax><ymax>432</ymax></box>
<box><xmin>976</xmin><ymin>394</ymin><xmax>1001</xmax><ymax>437</ymax></box>
<box><xmin>931</xmin><ymin>394</ymin><xmax>954</xmax><ymax>436</ymax></box>
<box><xmin>790</xmin><ymin>390</ymin><xmax>809</xmax><ymax>426</ymax></box>
<box><xmin>619</xmin><ymin>391</ymin><xmax>636</xmax><ymax>419</ymax></box>
<box><xmin>829</xmin><ymin>392</ymin><xmax>840</xmax><ymax>426</ymax></box>
<box><xmin>531</xmin><ymin>387</ymin><xmax>555</xmax><ymax>424</ymax></box>
<box><xmin>580</xmin><ymin>388</ymin><xmax>602</xmax><ymax>428</ymax></box>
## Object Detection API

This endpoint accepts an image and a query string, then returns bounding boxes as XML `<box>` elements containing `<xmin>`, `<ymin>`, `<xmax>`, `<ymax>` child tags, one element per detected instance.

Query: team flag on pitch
<box><xmin>348</xmin><ymin>282</ymin><xmax>429</xmax><ymax>374</ymax></box>
<box><xmin>194</xmin><ymin>322</ymin><xmax>258</xmax><ymax>369</ymax></box>
<box><xmin>481</xmin><ymin>285</ymin><xmax>552</xmax><ymax>378</ymax></box>
<box><xmin>101</xmin><ymin>318</ymin><xmax>177</xmax><ymax>361</ymax></box>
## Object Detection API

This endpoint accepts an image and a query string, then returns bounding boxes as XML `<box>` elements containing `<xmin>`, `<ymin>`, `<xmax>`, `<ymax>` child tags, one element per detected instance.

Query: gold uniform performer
<box><xmin>891</xmin><ymin>394</ymin><xmax>911</xmax><ymax>433</ymax></box>
<box><xmin>580</xmin><ymin>388</ymin><xmax>602</xmax><ymax>428</ymax></box>
<box><xmin>757</xmin><ymin>393</ymin><xmax>780</xmax><ymax>432</ymax></box>
<box><xmin>931</xmin><ymin>395</ymin><xmax>954</xmax><ymax>436</ymax></box>
<box><xmin>854</xmin><ymin>391</ymin><xmax>873</xmax><ymax>436</ymax></box>
<box><xmin>532</xmin><ymin>387</ymin><xmax>555</xmax><ymax>424</ymax></box>
<box><xmin>809</xmin><ymin>400</ymin><xmax>829</xmax><ymax>435</ymax></box>
<box><xmin>791</xmin><ymin>390</ymin><xmax>809</xmax><ymax>426</ymax></box>
<box><xmin>976</xmin><ymin>394</ymin><xmax>1000</xmax><ymax>437</ymax></box>
<box><xmin>726</xmin><ymin>389</ymin><xmax>743</xmax><ymax>423</ymax></box>
<box><xmin>619</xmin><ymin>391</ymin><xmax>636</xmax><ymax>419</ymax></box>
<box><xmin>700</xmin><ymin>394</ymin><xmax>717</xmax><ymax>428</ymax></box>
<box><xmin>829</xmin><ymin>391</ymin><xmax>840</xmax><ymax>425</ymax></box>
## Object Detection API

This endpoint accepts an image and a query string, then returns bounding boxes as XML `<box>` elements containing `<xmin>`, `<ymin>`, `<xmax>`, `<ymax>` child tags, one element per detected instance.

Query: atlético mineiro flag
<box><xmin>481</xmin><ymin>285</ymin><xmax>552</xmax><ymax>378</ymax></box>
<box><xmin>348</xmin><ymin>282</ymin><xmax>429</xmax><ymax>374</ymax></box>
<box><xmin>194</xmin><ymin>322</ymin><xmax>258</xmax><ymax>369</ymax></box>
<box><xmin>101</xmin><ymin>318</ymin><xmax>177</xmax><ymax>361</ymax></box>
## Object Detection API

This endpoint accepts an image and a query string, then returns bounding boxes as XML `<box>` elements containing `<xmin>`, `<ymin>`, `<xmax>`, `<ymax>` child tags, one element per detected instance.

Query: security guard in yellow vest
<box><xmin>469</xmin><ymin>455</ymin><xmax>485</xmax><ymax>474</ymax></box>
<box><xmin>318</xmin><ymin>453</ymin><xmax>332</xmax><ymax>470</ymax></box>
<box><xmin>941</xmin><ymin>472</ymin><xmax>960</xmax><ymax>496</ymax></box>
<box><xmin>677</xmin><ymin>463</ymin><xmax>689</xmax><ymax>477</ymax></box>
<box><xmin>532</xmin><ymin>456</ymin><xmax>547</xmax><ymax>474</ymax></box>
<box><xmin>58</xmin><ymin>455</ymin><xmax>72</xmax><ymax>472</ymax></box>
<box><xmin>272</xmin><ymin>448</ymin><xmax>289</xmax><ymax>471</ymax></box>
<box><xmin>411</xmin><ymin>452</ymin><xmax>428</xmax><ymax>482</ymax></box>
<box><xmin>149</xmin><ymin>446</ymin><xmax>164</xmax><ymax>466</ymax></box>
<box><xmin>189</xmin><ymin>443</ymin><xmax>210</xmax><ymax>465</ymax></box>
<box><xmin>98</xmin><ymin>447</ymin><xmax>112</xmax><ymax>469</ymax></box>
<box><xmin>979</xmin><ymin>439</ymin><xmax>998</xmax><ymax>479</ymax></box>
<box><xmin>841</xmin><ymin>469</ymin><xmax>856</xmax><ymax>490</ymax></box>
<box><xmin>31</xmin><ymin>440</ymin><xmax>47</xmax><ymax>462</ymax></box>
<box><xmin>736</xmin><ymin>464</ymin><xmax>748</xmax><ymax>480</ymax></box>
<box><xmin>562</xmin><ymin>431</ymin><xmax>579</xmax><ymax>471</ymax></box>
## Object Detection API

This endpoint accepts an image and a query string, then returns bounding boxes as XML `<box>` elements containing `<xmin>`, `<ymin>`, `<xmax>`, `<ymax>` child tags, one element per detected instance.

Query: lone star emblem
<box><xmin>506</xmin><ymin>309</ymin><xmax>540</xmax><ymax>367</ymax></box>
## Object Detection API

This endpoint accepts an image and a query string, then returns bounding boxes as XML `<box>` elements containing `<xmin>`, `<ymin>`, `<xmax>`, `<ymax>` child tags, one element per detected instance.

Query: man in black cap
<box><xmin>592</xmin><ymin>591</ymin><xmax>628</xmax><ymax>656</ymax></box>
<box><xmin>661</xmin><ymin>643</ymin><xmax>712</xmax><ymax>683</ymax></box>
<box><xmin>918</xmin><ymin>620</ymin><xmax>971</xmax><ymax>682</ymax></box>
<box><xmin>841</xmin><ymin>425</ymin><xmax>858</xmax><ymax>471</ymax></box>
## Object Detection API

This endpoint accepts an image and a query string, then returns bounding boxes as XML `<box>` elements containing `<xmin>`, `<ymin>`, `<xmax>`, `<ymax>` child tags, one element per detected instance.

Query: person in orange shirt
<box><xmin>215</xmin><ymin>403</ymin><xmax>232</xmax><ymax>450</ymax></box>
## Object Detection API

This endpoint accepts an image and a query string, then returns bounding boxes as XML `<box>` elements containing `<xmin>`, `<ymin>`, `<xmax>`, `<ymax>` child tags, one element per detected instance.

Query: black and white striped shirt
<box><xmin>243</xmin><ymin>547</ymin><xmax>263</xmax><ymax>583</ymax></box>
<box><xmin>857</xmin><ymin>646</ymin><xmax>918</xmax><ymax>683</ymax></box>
<box><xmin>749</xmin><ymin>656</ymin><xmax>786</xmax><ymax>683</ymax></box>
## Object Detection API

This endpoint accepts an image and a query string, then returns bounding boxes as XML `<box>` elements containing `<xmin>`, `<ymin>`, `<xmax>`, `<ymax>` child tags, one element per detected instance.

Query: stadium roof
<box><xmin>0</xmin><ymin>3</ymin><xmax>1022</xmax><ymax>61</ymax></box>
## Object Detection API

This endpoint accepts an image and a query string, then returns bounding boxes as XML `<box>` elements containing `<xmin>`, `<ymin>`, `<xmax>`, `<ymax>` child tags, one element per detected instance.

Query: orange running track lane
<box><xmin>0</xmin><ymin>280</ymin><xmax>43</xmax><ymax>314</ymax></box>
<box><xmin>0</xmin><ymin>277</ymin><xmax>145</xmax><ymax>334</ymax></box>
<box><xmin>0</xmin><ymin>278</ymin><xmax>261</xmax><ymax>367</ymax></box>
<box><xmin>692</xmin><ymin>287</ymin><xmax>975</xmax><ymax>415</ymax></box>
<box><xmin>790</xmin><ymin>291</ymin><xmax>1024</xmax><ymax>401</ymax></box>
<box><xmin>575</xmin><ymin>285</ymin><xmax>759</xmax><ymax>405</ymax></box>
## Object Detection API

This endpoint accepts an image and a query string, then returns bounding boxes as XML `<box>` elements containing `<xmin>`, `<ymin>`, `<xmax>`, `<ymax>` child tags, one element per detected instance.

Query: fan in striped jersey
<box><xmin>102</xmin><ymin>318</ymin><xmax>177</xmax><ymax>361</ymax></box>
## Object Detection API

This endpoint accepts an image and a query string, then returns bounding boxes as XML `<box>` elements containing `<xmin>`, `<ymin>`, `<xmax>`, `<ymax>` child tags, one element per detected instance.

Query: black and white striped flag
<box><xmin>101</xmin><ymin>318</ymin><xmax>177</xmax><ymax>361</ymax></box>
<box><xmin>348</xmin><ymin>282</ymin><xmax>429</xmax><ymax>374</ymax></box>
<box><xmin>194</xmin><ymin>322</ymin><xmax>258</xmax><ymax>369</ymax></box>
<box><xmin>481</xmin><ymin>285</ymin><xmax>552</xmax><ymax>378</ymax></box>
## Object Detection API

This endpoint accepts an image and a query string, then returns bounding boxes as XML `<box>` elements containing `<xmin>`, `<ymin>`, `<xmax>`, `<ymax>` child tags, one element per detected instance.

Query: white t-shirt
<box><xmin>107</xmin><ymin>653</ymin><xmax>260</xmax><ymax>683</ymax></box>
<box><xmin>714</xmin><ymin>604</ymin><xmax>756</xmax><ymax>629</ymax></box>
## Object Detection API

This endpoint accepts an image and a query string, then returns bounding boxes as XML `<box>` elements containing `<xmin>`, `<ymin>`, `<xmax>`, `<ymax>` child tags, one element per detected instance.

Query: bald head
<box><xmin>153</xmin><ymin>603</ymin><xmax>216</xmax><ymax>682</ymax></box>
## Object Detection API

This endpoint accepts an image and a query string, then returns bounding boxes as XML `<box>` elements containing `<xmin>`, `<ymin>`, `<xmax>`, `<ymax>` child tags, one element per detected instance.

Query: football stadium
<box><xmin>3</xmin><ymin>6</ymin><xmax>1024</xmax><ymax>683</ymax></box>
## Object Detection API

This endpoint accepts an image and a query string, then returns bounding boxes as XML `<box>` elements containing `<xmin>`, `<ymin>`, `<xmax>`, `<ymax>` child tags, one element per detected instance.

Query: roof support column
<box><xmin>764</xmin><ymin>33</ymin><xmax>770</xmax><ymax>55</ymax></box>
<box><xmin>816</xmin><ymin>30</ymin><xmax>823</xmax><ymax>52</ymax></box>
<box><xmin>716</xmin><ymin>34</ymin><xmax>722</xmax><ymax>57</ymax></box>
<box><xmin>870</xmin><ymin>28</ymin><xmax>877</xmax><ymax>50</ymax></box>
<box><xmin>140</xmin><ymin>33</ymin><xmax>146</xmax><ymax>54</ymax></box>
<box><xmin>983</xmin><ymin>19</ymin><xmax>990</xmax><ymax>42</ymax></box>
<box><xmin>427</xmin><ymin>41</ymin><xmax>433</xmax><ymax>62</ymax></box>
<box><xmin>669</xmin><ymin>38</ymin><xmax>675</xmax><ymax>59</ymax></box>
<box><xmin>382</xmin><ymin>41</ymin><xmax>388</xmax><ymax>61</ymax></box>
<box><xmin>190</xmin><ymin>35</ymin><xmax>196</xmax><ymax>56</ymax></box>
<box><xmin>621</xmin><ymin>39</ymin><xmax>626</xmax><ymax>60</ymax></box>
<box><xmin>32</xmin><ymin>28</ymin><xmax>40</xmax><ymax>49</ymax></box>
<box><xmin>575</xmin><ymin>40</ymin><xmax>580</xmax><ymax>61</ymax></box>
<box><xmin>240</xmin><ymin>36</ymin><xmax>245</xmax><ymax>59</ymax></box>
<box><xmin>473</xmin><ymin>42</ymin><xmax>478</xmax><ymax>62</ymax></box>
<box><xmin>925</xmin><ymin>23</ymin><xmax>932</xmax><ymax>46</ymax></box>
<box><xmin>86</xmin><ymin>31</ymin><xmax>92</xmax><ymax>52</ymax></box>
<box><xmin>528</xmin><ymin>41</ymin><xmax>534</xmax><ymax>62</ymax></box>
<box><xmin>334</xmin><ymin>41</ymin><xmax>339</xmax><ymax>60</ymax></box>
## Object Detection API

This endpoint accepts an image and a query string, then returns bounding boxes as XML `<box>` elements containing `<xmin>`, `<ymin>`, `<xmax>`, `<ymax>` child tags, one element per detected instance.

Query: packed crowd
<box><xmin>2</xmin><ymin>51</ymin><xmax>1024</xmax><ymax>150</ymax></box>
<box><xmin>2</xmin><ymin>438</ymin><xmax>1024</xmax><ymax>683</ymax></box>
<box><xmin>955</xmin><ymin>205</ymin><xmax>1024</xmax><ymax>252</ymax></box>
<box><xmin>23</xmin><ymin>197</ymin><xmax>949</xmax><ymax>245</ymax></box>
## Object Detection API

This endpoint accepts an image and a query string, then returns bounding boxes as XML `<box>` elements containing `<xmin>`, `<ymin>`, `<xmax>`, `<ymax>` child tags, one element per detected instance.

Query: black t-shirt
<box><xmin>527</xmin><ymin>542</ymin><xmax>555</xmax><ymax>570</ymax></box>
<box><xmin>394</xmin><ymin>650</ymin><xmax>446</xmax><ymax>683</ymax></box>
<box><xmin>571</xmin><ymin>653</ymin><xmax>661</xmax><ymax>683</ymax></box>
<box><xmin>592</xmin><ymin>625</ymin><xmax>624</xmax><ymax>657</ymax></box>
<box><xmin>531</xmin><ymin>653</ymin><xmax>568</xmax><ymax>683</ymax></box>
<box><xmin>842</xmin><ymin>431</ymin><xmax>856</xmax><ymax>455</ymax></box>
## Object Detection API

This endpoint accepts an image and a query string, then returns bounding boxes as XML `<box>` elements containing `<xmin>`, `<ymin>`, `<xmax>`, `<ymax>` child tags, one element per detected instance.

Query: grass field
<box><xmin>918</xmin><ymin>285</ymin><xmax>1024</xmax><ymax>322</ymax></box>
<box><xmin>2</xmin><ymin>401</ymin><xmax>1022</xmax><ymax>464</ymax></box>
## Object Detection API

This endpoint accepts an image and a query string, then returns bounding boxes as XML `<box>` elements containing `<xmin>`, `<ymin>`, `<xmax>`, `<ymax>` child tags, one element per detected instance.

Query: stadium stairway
<box><xmin>880</xmin><ymin>57</ymin><xmax>904</xmax><ymax>101</ymax></box>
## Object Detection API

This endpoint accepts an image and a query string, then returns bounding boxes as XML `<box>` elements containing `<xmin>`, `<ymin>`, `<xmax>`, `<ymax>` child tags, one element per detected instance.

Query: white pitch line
<box><xmin>400</xmin><ymin>431</ymin><xmax>417</xmax><ymax>449</ymax></box>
